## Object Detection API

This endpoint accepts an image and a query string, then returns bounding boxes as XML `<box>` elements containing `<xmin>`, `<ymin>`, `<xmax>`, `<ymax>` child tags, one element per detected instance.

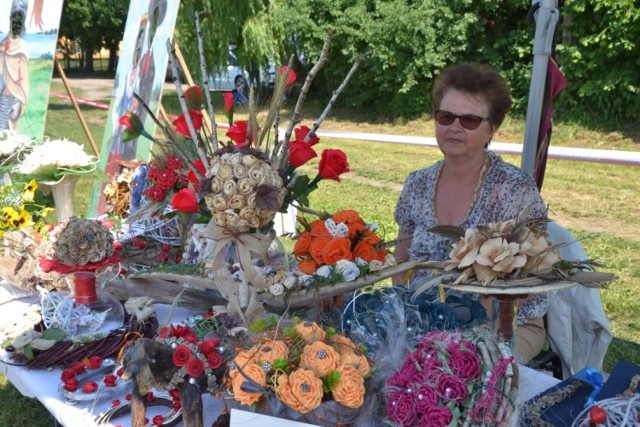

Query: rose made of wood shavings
<box><xmin>203</xmin><ymin>148</ymin><xmax>285</xmax><ymax>230</ymax></box>
<box><xmin>50</xmin><ymin>218</ymin><xmax>114</xmax><ymax>266</ymax></box>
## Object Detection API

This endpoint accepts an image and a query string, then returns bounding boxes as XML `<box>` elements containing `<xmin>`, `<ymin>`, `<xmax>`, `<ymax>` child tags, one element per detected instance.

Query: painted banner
<box><xmin>0</xmin><ymin>0</ymin><xmax>63</xmax><ymax>139</ymax></box>
<box><xmin>88</xmin><ymin>0</ymin><xmax>180</xmax><ymax>217</ymax></box>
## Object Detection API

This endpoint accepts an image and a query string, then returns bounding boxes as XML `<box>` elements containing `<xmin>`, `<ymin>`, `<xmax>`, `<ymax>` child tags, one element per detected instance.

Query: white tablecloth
<box><xmin>1</xmin><ymin>294</ymin><xmax>560</xmax><ymax>426</ymax></box>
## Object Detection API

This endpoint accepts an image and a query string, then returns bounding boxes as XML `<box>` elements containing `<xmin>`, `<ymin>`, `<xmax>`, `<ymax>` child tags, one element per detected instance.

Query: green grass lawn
<box><xmin>1</xmin><ymin>77</ymin><xmax>639</xmax><ymax>421</ymax></box>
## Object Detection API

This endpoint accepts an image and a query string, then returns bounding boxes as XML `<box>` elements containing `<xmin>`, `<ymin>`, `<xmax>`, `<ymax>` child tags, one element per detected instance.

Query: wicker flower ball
<box><xmin>50</xmin><ymin>217</ymin><xmax>114</xmax><ymax>266</ymax></box>
<box><xmin>203</xmin><ymin>151</ymin><xmax>285</xmax><ymax>229</ymax></box>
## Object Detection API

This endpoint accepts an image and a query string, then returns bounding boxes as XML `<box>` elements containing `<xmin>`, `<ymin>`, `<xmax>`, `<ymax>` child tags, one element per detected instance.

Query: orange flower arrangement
<box><xmin>225</xmin><ymin>320</ymin><xmax>371</xmax><ymax>421</ymax></box>
<box><xmin>293</xmin><ymin>209</ymin><xmax>394</xmax><ymax>276</ymax></box>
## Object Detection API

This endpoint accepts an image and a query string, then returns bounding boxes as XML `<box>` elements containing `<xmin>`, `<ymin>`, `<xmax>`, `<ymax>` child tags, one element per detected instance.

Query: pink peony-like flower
<box><xmin>447</xmin><ymin>349</ymin><xmax>481</xmax><ymax>381</ymax></box>
<box><xmin>386</xmin><ymin>391</ymin><xmax>416</xmax><ymax>426</ymax></box>
<box><xmin>417</xmin><ymin>405</ymin><xmax>453</xmax><ymax>427</ymax></box>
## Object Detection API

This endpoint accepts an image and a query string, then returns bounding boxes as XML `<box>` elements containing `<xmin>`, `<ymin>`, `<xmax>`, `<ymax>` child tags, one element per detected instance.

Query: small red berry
<box><xmin>589</xmin><ymin>406</ymin><xmax>607</xmax><ymax>424</ymax></box>
<box><xmin>162</xmin><ymin>244</ymin><xmax>171</xmax><ymax>251</ymax></box>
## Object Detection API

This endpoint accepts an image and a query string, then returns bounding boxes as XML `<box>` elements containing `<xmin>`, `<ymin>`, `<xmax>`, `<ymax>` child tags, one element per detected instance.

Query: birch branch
<box><xmin>304</xmin><ymin>52</ymin><xmax>367</xmax><ymax>143</ymax></box>
<box><xmin>277</xmin><ymin>32</ymin><xmax>333</xmax><ymax>170</ymax></box>
<box><xmin>166</xmin><ymin>39</ymin><xmax>210</xmax><ymax>171</ymax></box>
<box><xmin>194</xmin><ymin>10</ymin><xmax>219</xmax><ymax>151</ymax></box>
<box><xmin>263</xmin><ymin>54</ymin><xmax>296</xmax><ymax>158</ymax></box>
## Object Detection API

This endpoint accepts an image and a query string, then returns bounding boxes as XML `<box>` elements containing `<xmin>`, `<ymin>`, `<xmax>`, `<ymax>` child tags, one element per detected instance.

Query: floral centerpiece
<box><xmin>224</xmin><ymin>318</ymin><xmax>372</xmax><ymax>425</ymax></box>
<box><xmin>385</xmin><ymin>330</ymin><xmax>517</xmax><ymax>426</ymax></box>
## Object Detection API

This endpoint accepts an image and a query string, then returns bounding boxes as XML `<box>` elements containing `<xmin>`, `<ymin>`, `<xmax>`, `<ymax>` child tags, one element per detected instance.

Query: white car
<box><xmin>209</xmin><ymin>50</ymin><xmax>275</xmax><ymax>94</ymax></box>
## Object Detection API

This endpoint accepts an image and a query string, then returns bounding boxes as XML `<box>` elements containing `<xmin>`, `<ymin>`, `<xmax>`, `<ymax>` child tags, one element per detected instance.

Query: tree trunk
<box><xmin>83</xmin><ymin>43</ymin><xmax>94</xmax><ymax>73</ymax></box>
<box><xmin>108</xmin><ymin>44</ymin><xmax>118</xmax><ymax>73</ymax></box>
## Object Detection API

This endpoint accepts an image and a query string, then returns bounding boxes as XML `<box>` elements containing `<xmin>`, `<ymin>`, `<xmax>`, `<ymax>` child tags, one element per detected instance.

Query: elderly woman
<box><xmin>394</xmin><ymin>62</ymin><xmax>548</xmax><ymax>362</ymax></box>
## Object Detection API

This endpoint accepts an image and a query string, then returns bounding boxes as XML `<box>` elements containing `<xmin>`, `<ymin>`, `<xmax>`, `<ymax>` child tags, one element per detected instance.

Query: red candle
<box><xmin>73</xmin><ymin>271</ymin><xmax>98</xmax><ymax>304</ymax></box>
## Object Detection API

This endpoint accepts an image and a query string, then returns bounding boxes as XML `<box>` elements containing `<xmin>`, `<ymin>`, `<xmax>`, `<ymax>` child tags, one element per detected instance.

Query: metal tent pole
<box><xmin>521</xmin><ymin>0</ymin><xmax>560</xmax><ymax>175</ymax></box>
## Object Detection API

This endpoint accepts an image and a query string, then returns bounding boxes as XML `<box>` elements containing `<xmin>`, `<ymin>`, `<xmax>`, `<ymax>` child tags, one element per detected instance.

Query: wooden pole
<box><xmin>54</xmin><ymin>59</ymin><xmax>100</xmax><ymax>156</ymax></box>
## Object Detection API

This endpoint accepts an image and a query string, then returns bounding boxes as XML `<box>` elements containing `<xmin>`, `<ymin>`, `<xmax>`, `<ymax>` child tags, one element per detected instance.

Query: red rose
<box><xmin>446</xmin><ymin>339</ymin><xmax>476</xmax><ymax>354</ymax></box>
<box><xmin>152</xmin><ymin>415</ymin><xmax>165</xmax><ymax>426</ymax></box>
<box><xmin>386</xmin><ymin>391</ymin><xmax>416</xmax><ymax>426</ymax></box>
<box><xmin>148</xmin><ymin>165</ymin><xmax>161</xmax><ymax>181</ymax></box>
<box><xmin>112</xmin><ymin>399</ymin><xmax>120</xmax><ymax>407</ymax></box>
<box><xmin>318</xmin><ymin>149</ymin><xmax>349</xmax><ymax>182</ymax></box>
<box><xmin>288</xmin><ymin>140</ymin><xmax>318</xmax><ymax>168</ymax></box>
<box><xmin>294</xmin><ymin>125</ymin><xmax>320</xmax><ymax>146</ymax></box>
<box><xmin>166</xmin><ymin>155</ymin><xmax>183</xmax><ymax>171</ymax></box>
<box><xmin>116</xmin><ymin>367</ymin><xmax>124</xmax><ymax>377</ymax></box>
<box><xmin>169</xmin><ymin>388</ymin><xmax>180</xmax><ymax>401</ymax></box>
<box><xmin>447</xmin><ymin>350</ymin><xmax>481</xmax><ymax>381</ymax></box>
<box><xmin>63</xmin><ymin>382</ymin><xmax>78</xmax><ymax>392</ymax></box>
<box><xmin>171</xmin><ymin>188</ymin><xmax>200</xmax><ymax>213</ymax></box>
<box><xmin>82</xmin><ymin>381</ymin><xmax>98</xmax><ymax>393</ymax></box>
<box><xmin>414</xmin><ymin>386</ymin><xmax>439</xmax><ymax>414</ymax></box>
<box><xmin>173</xmin><ymin>110</ymin><xmax>204</xmax><ymax>137</ymax></box>
<box><xmin>144</xmin><ymin>185</ymin><xmax>166</xmax><ymax>202</ymax></box>
<box><xmin>185</xmin><ymin>86</ymin><xmax>204</xmax><ymax>110</ymax></box>
<box><xmin>172</xmin><ymin>345</ymin><xmax>191</xmax><ymax>367</ymax></box>
<box><xmin>279</xmin><ymin>65</ymin><xmax>297</xmax><ymax>87</ymax></box>
<box><xmin>88</xmin><ymin>356</ymin><xmax>103</xmax><ymax>369</ymax></box>
<box><xmin>103</xmin><ymin>374</ymin><xmax>117</xmax><ymax>387</ymax></box>
<box><xmin>187</xmin><ymin>159</ymin><xmax>207</xmax><ymax>191</ymax></box>
<box><xmin>126</xmin><ymin>393</ymin><xmax>132</xmax><ymax>401</ymax></box>
<box><xmin>157</xmin><ymin>169</ymin><xmax>179</xmax><ymax>190</ymax></box>
<box><xmin>119</xmin><ymin>111</ymin><xmax>144</xmax><ymax>142</ymax></box>
<box><xmin>61</xmin><ymin>369</ymin><xmax>76</xmax><ymax>382</ymax></box>
<box><xmin>419</xmin><ymin>405</ymin><xmax>453</xmax><ymax>427</ymax></box>
<box><xmin>198</xmin><ymin>339</ymin><xmax>219</xmax><ymax>357</ymax></box>
<box><xmin>207</xmin><ymin>352</ymin><xmax>223</xmax><ymax>369</ymax></box>
<box><xmin>158</xmin><ymin>326</ymin><xmax>170</xmax><ymax>338</ymax></box>
<box><xmin>437</xmin><ymin>374</ymin><xmax>468</xmax><ymax>403</ymax></box>
<box><xmin>64</xmin><ymin>378</ymin><xmax>79</xmax><ymax>389</ymax></box>
<box><xmin>173</xmin><ymin>400</ymin><xmax>181</xmax><ymax>411</ymax></box>
<box><xmin>226</xmin><ymin>120</ymin><xmax>252</xmax><ymax>146</ymax></box>
<box><xmin>186</xmin><ymin>358</ymin><xmax>205</xmax><ymax>378</ymax></box>
<box><xmin>71</xmin><ymin>362</ymin><xmax>86</xmax><ymax>374</ymax></box>
<box><xmin>147</xmin><ymin>391</ymin><xmax>155</xmax><ymax>401</ymax></box>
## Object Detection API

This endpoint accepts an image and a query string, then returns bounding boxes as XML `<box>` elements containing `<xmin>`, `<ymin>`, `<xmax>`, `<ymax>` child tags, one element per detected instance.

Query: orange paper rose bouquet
<box><xmin>223</xmin><ymin>319</ymin><xmax>373</xmax><ymax>425</ymax></box>
<box><xmin>293</xmin><ymin>209</ymin><xmax>396</xmax><ymax>278</ymax></box>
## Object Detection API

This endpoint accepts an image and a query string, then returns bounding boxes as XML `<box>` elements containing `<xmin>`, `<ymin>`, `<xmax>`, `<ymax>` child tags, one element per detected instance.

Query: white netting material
<box><xmin>40</xmin><ymin>291</ymin><xmax>109</xmax><ymax>337</ymax></box>
<box><xmin>126</xmin><ymin>205</ymin><xmax>185</xmax><ymax>246</ymax></box>
<box><xmin>571</xmin><ymin>395</ymin><xmax>640</xmax><ymax>426</ymax></box>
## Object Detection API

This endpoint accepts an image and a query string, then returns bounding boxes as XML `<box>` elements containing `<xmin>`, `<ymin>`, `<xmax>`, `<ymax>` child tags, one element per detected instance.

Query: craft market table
<box><xmin>0</xmin><ymin>280</ymin><xmax>561</xmax><ymax>427</ymax></box>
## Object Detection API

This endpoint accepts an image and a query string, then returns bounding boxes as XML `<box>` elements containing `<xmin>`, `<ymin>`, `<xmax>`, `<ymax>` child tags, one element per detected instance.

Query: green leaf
<box><xmin>1</xmin><ymin>339</ymin><xmax>14</xmax><ymax>349</ymax></box>
<box><xmin>23</xmin><ymin>345</ymin><xmax>34</xmax><ymax>361</ymax></box>
<box><xmin>40</xmin><ymin>328</ymin><xmax>65</xmax><ymax>342</ymax></box>
<box><xmin>323</xmin><ymin>370</ymin><xmax>341</xmax><ymax>393</ymax></box>
<box><xmin>249</xmin><ymin>315</ymin><xmax>278</xmax><ymax>334</ymax></box>
<box><xmin>272</xmin><ymin>358</ymin><xmax>290</xmax><ymax>374</ymax></box>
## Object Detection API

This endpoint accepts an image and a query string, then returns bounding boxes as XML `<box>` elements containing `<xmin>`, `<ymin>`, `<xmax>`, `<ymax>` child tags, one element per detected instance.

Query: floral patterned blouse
<box><xmin>395</xmin><ymin>151</ymin><xmax>548</xmax><ymax>325</ymax></box>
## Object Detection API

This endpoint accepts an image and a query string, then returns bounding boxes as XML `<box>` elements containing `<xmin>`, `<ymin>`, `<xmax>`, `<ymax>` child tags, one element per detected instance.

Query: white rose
<box><xmin>242</xmin><ymin>154</ymin><xmax>258</xmax><ymax>166</ymax></box>
<box><xmin>369</xmin><ymin>259</ymin><xmax>384</xmax><ymax>272</ymax></box>
<box><xmin>208</xmin><ymin>160</ymin><xmax>221</xmax><ymax>176</ymax></box>
<box><xmin>210</xmin><ymin>176</ymin><xmax>223</xmax><ymax>193</ymax></box>
<box><xmin>269</xmin><ymin>283</ymin><xmax>285</xmax><ymax>296</ymax></box>
<box><xmin>233</xmin><ymin>164</ymin><xmax>248</xmax><ymax>179</ymax></box>
<box><xmin>316</xmin><ymin>265</ymin><xmax>332</xmax><ymax>278</ymax></box>
<box><xmin>223</xmin><ymin>179</ymin><xmax>238</xmax><ymax>196</ymax></box>
<box><xmin>229</xmin><ymin>194</ymin><xmax>246</xmax><ymax>210</ymax></box>
<box><xmin>273</xmin><ymin>271</ymin><xmax>286</xmax><ymax>285</ymax></box>
<box><xmin>229</xmin><ymin>152</ymin><xmax>242</xmax><ymax>165</ymax></box>
<box><xmin>209</xmin><ymin>194</ymin><xmax>228</xmax><ymax>211</ymax></box>
<box><xmin>237</xmin><ymin>177</ymin><xmax>255</xmax><ymax>195</ymax></box>
<box><xmin>334</xmin><ymin>259</ymin><xmax>360</xmax><ymax>282</ymax></box>
<box><xmin>217</xmin><ymin>163</ymin><xmax>234</xmax><ymax>180</ymax></box>
<box><xmin>354</xmin><ymin>257</ymin><xmax>368</xmax><ymax>267</ymax></box>
<box><xmin>239</xmin><ymin>207</ymin><xmax>256</xmax><ymax>220</ymax></box>
<box><xmin>263</xmin><ymin>276</ymin><xmax>275</xmax><ymax>287</ymax></box>
<box><xmin>384</xmin><ymin>254</ymin><xmax>397</xmax><ymax>267</ymax></box>
<box><xmin>284</xmin><ymin>276</ymin><xmax>298</xmax><ymax>289</ymax></box>
<box><xmin>248</xmin><ymin>164</ymin><xmax>265</xmax><ymax>185</ymax></box>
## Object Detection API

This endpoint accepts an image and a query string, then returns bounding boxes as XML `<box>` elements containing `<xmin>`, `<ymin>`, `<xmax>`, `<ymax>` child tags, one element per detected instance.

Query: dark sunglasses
<box><xmin>434</xmin><ymin>110</ymin><xmax>490</xmax><ymax>130</ymax></box>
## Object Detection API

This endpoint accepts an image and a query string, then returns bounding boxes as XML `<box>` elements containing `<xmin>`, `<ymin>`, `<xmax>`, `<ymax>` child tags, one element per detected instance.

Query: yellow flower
<box><xmin>11</xmin><ymin>210</ymin><xmax>31</xmax><ymax>229</ymax></box>
<box><xmin>2</xmin><ymin>207</ymin><xmax>19</xmax><ymax>223</ymax></box>
<box><xmin>41</xmin><ymin>207</ymin><xmax>55</xmax><ymax>218</ymax></box>
<box><xmin>21</xmin><ymin>179</ymin><xmax>37</xmax><ymax>202</ymax></box>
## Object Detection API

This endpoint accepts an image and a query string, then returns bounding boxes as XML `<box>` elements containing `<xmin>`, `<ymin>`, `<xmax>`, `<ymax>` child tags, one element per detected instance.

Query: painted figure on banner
<box><xmin>90</xmin><ymin>0</ymin><xmax>179</xmax><ymax>216</ymax></box>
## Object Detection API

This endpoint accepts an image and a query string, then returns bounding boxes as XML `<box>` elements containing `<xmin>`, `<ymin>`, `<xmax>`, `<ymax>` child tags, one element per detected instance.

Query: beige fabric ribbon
<box><xmin>202</xmin><ymin>220</ymin><xmax>273</xmax><ymax>290</ymax></box>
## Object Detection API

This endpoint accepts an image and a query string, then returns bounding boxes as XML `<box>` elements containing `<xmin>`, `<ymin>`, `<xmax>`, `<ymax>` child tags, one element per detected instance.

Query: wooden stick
<box><xmin>54</xmin><ymin>59</ymin><xmax>99</xmax><ymax>156</ymax></box>
<box><xmin>193</xmin><ymin>10</ymin><xmax>218</xmax><ymax>150</ymax></box>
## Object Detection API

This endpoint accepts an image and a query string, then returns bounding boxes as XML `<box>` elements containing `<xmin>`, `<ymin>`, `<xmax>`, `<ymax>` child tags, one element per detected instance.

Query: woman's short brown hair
<box><xmin>431</xmin><ymin>62</ymin><xmax>512</xmax><ymax>129</ymax></box>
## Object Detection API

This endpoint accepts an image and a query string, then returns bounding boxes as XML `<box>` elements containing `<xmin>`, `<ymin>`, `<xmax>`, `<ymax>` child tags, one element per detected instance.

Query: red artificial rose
<box><xmin>61</xmin><ymin>369</ymin><xmax>76</xmax><ymax>382</ymax></box>
<box><xmin>318</xmin><ymin>149</ymin><xmax>349</xmax><ymax>182</ymax></box>
<box><xmin>158</xmin><ymin>326</ymin><xmax>170</xmax><ymax>338</ymax></box>
<box><xmin>147</xmin><ymin>391</ymin><xmax>155</xmax><ymax>401</ymax></box>
<box><xmin>147</xmin><ymin>164</ymin><xmax>161</xmax><ymax>181</ymax></box>
<box><xmin>63</xmin><ymin>382</ymin><xmax>78</xmax><ymax>392</ymax></box>
<box><xmin>171</xmin><ymin>188</ymin><xmax>200</xmax><ymax>213</ymax></box>
<box><xmin>63</xmin><ymin>378</ymin><xmax>79</xmax><ymax>388</ymax></box>
<box><xmin>198</xmin><ymin>339</ymin><xmax>219</xmax><ymax>357</ymax></box>
<box><xmin>172</xmin><ymin>345</ymin><xmax>191</xmax><ymax>367</ymax></box>
<box><xmin>419</xmin><ymin>405</ymin><xmax>453</xmax><ymax>427</ymax></box>
<box><xmin>294</xmin><ymin>125</ymin><xmax>320</xmax><ymax>146</ymax></box>
<box><xmin>112</xmin><ymin>399</ymin><xmax>120</xmax><ymax>407</ymax></box>
<box><xmin>166</xmin><ymin>155</ymin><xmax>183</xmax><ymax>171</ymax></box>
<box><xmin>169</xmin><ymin>388</ymin><xmax>180</xmax><ymax>401</ymax></box>
<box><xmin>82</xmin><ymin>381</ymin><xmax>98</xmax><ymax>393</ymax></box>
<box><xmin>156</xmin><ymin>169</ymin><xmax>179</xmax><ymax>190</ymax></box>
<box><xmin>144</xmin><ymin>185</ymin><xmax>166</xmax><ymax>202</ymax></box>
<box><xmin>103</xmin><ymin>374</ymin><xmax>117</xmax><ymax>387</ymax></box>
<box><xmin>413</xmin><ymin>387</ymin><xmax>439</xmax><ymax>413</ymax></box>
<box><xmin>71</xmin><ymin>361</ymin><xmax>86</xmax><ymax>374</ymax></box>
<box><xmin>288</xmin><ymin>140</ymin><xmax>318</xmax><ymax>168</ymax></box>
<box><xmin>88</xmin><ymin>356</ymin><xmax>103</xmax><ymax>369</ymax></box>
<box><xmin>173</xmin><ymin>110</ymin><xmax>204</xmax><ymax>137</ymax></box>
<box><xmin>187</xmin><ymin>159</ymin><xmax>207</xmax><ymax>191</ymax></box>
<box><xmin>173</xmin><ymin>400</ymin><xmax>181</xmax><ymax>411</ymax></box>
<box><xmin>126</xmin><ymin>393</ymin><xmax>132</xmax><ymax>401</ymax></box>
<box><xmin>226</xmin><ymin>120</ymin><xmax>252</xmax><ymax>146</ymax></box>
<box><xmin>207</xmin><ymin>352</ymin><xmax>223</xmax><ymax>369</ymax></box>
<box><xmin>185</xmin><ymin>86</ymin><xmax>204</xmax><ymax>110</ymax></box>
<box><xmin>116</xmin><ymin>367</ymin><xmax>124</xmax><ymax>377</ymax></box>
<box><xmin>386</xmin><ymin>391</ymin><xmax>416</xmax><ymax>426</ymax></box>
<box><xmin>447</xmin><ymin>350</ymin><xmax>481</xmax><ymax>381</ymax></box>
<box><xmin>186</xmin><ymin>358</ymin><xmax>205</xmax><ymax>377</ymax></box>
<box><xmin>437</xmin><ymin>374</ymin><xmax>468</xmax><ymax>403</ymax></box>
<box><xmin>152</xmin><ymin>415</ymin><xmax>165</xmax><ymax>426</ymax></box>
<box><xmin>119</xmin><ymin>111</ymin><xmax>145</xmax><ymax>142</ymax></box>
<box><xmin>279</xmin><ymin>65</ymin><xmax>297</xmax><ymax>87</ymax></box>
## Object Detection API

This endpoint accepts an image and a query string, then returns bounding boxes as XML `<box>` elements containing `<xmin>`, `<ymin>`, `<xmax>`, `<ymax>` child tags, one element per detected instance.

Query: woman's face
<box><xmin>435</xmin><ymin>89</ymin><xmax>495</xmax><ymax>162</ymax></box>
